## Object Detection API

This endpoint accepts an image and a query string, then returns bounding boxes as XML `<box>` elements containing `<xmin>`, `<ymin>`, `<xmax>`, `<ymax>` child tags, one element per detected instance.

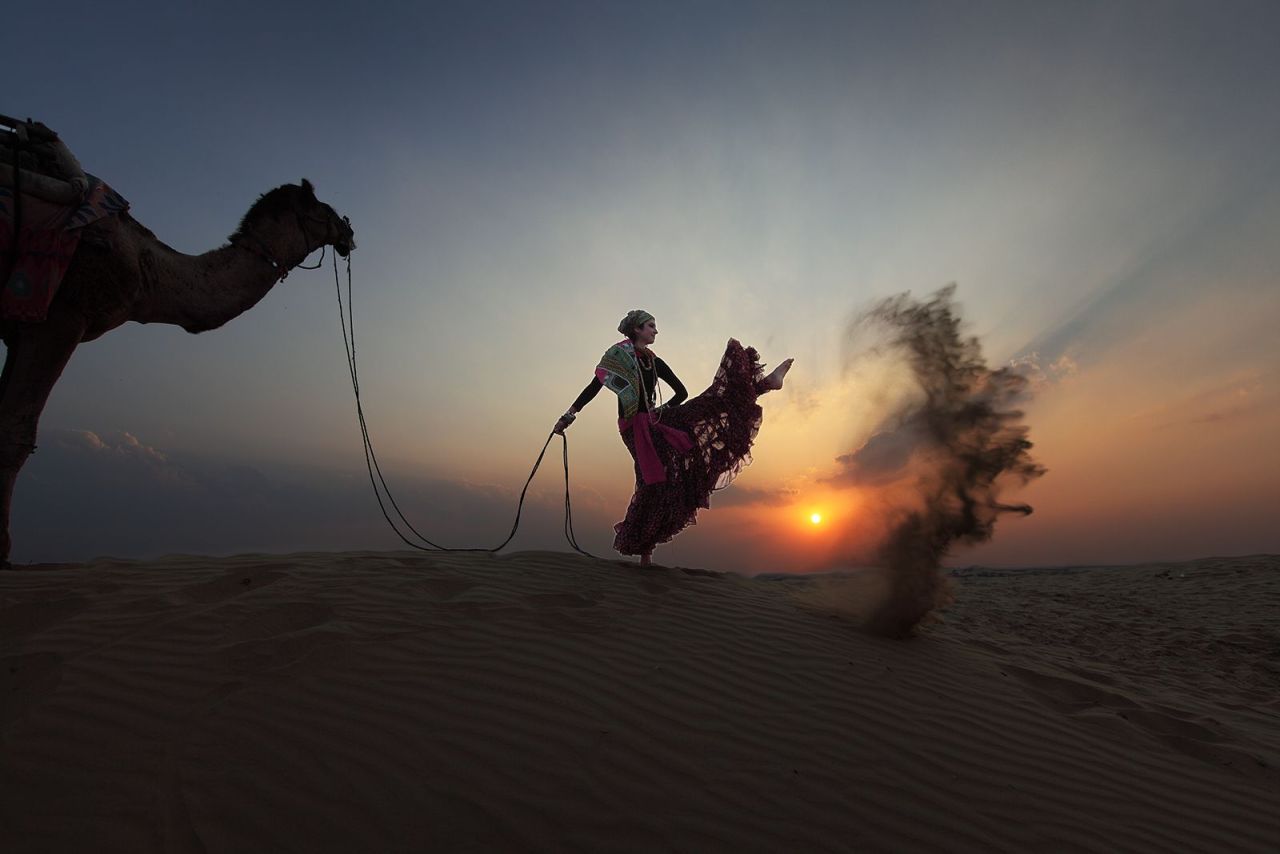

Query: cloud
<box><xmin>786</xmin><ymin>388</ymin><xmax>823</xmax><ymax>418</ymax></box>
<box><xmin>1006</xmin><ymin>351</ymin><xmax>1080</xmax><ymax>394</ymax></box>
<box><xmin>1182</xmin><ymin>403</ymin><xmax>1265</xmax><ymax>426</ymax></box>
<box><xmin>1135</xmin><ymin>373</ymin><xmax>1279</xmax><ymax>431</ymax></box>
<box><xmin>709</xmin><ymin>483</ymin><xmax>798</xmax><ymax>508</ymax></box>
<box><xmin>50</xmin><ymin>429</ymin><xmax>170</xmax><ymax>464</ymax></box>
<box><xmin>11</xmin><ymin>428</ymin><xmax>619</xmax><ymax>564</ymax></box>
<box><xmin>1009</xmin><ymin>154</ymin><xmax>1280</xmax><ymax>376</ymax></box>
<box><xmin>36</xmin><ymin>428</ymin><xmax>248</xmax><ymax>494</ymax></box>
<box><xmin>827</xmin><ymin>413</ymin><xmax>929</xmax><ymax>487</ymax></box>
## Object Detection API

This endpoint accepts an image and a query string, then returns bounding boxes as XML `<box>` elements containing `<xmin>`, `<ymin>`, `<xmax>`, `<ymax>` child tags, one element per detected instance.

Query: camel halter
<box><xmin>231</xmin><ymin>230</ymin><xmax>293</xmax><ymax>281</ymax></box>
<box><xmin>233</xmin><ymin>209</ymin><xmax>343</xmax><ymax>281</ymax></box>
<box><xmin>328</xmin><ymin>252</ymin><xmax>595</xmax><ymax>558</ymax></box>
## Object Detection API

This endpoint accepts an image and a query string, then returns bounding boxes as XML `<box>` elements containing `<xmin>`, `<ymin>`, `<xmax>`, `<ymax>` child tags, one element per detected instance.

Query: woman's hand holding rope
<box><xmin>553</xmin><ymin>410</ymin><xmax>577</xmax><ymax>435</ymax></box>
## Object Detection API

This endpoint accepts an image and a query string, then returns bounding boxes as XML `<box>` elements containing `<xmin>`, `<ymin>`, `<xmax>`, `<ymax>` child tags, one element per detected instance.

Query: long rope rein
<box><xmin>331</xmin><ymin>253</ymin><xmax>595</xmax><ymax>558</ymax></box>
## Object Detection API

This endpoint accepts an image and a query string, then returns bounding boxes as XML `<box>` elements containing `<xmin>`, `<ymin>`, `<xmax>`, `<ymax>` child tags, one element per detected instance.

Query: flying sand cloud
<box><xmin>798</xmin><ymin>285</ymin><xmax>1046</xmax><ymax>636</ymax></box>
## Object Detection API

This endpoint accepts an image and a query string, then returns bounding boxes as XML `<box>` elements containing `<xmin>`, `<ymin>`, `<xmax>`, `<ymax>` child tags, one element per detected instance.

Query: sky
<box><xmin>7</xmin><ymin>0</ymin><xmax>1279</xmax><ymax>571</ymax></box>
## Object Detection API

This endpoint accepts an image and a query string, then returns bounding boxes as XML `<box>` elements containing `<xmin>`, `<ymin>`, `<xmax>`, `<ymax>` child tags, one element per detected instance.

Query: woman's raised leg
<box><xmin>758</xmin><ymin>357</ymin><xmax>794</xmax><ymax>392</ymax></box>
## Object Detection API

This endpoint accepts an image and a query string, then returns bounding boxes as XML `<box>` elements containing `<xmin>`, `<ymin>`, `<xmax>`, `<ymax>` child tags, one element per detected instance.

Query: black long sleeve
<box><xmin>655</xmin><ymin>357</ymin><xmax>688</xmax><ymax>407</ymax></box>
<box><xmin>568</xmin><ymin>355</ymin><xmax>688</xmax><ymax>418</ymax></box>
<box><xmin>570</xmin><ymin>378</ymin><xmax>603</xmax><ymax>413</ymax></box>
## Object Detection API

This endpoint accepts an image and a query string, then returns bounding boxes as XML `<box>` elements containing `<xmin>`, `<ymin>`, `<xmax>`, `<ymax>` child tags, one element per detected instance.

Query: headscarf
<box><xmin>617</xmin><ymin>309</ymin><xmax>654</xmax><ymax>339</ymax></box>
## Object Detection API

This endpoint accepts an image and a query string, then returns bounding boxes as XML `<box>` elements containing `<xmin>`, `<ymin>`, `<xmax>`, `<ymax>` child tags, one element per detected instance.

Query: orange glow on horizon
<box><xmin>791</xmin><ymin>491</ymin><xmax>861</xmax><ymax>536</ymax></box>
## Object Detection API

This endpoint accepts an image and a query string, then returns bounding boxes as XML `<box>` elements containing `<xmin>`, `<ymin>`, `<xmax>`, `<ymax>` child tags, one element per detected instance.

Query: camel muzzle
<box><xmin>336</xmin><ymin>215</ymin><xmax>355</xmax><ymax>256</ymax></box>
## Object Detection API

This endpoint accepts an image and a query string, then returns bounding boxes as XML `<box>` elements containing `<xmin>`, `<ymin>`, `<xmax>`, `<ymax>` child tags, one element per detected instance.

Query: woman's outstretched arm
<box><xmin>570</xmin><ymin>377</ymin><xmax>604</xmax><ymax>412</ymax></box>
<box><xmin>556</xmin><ymin>377</ymin><xmax>603</xmax><ymax>433</ymax></box>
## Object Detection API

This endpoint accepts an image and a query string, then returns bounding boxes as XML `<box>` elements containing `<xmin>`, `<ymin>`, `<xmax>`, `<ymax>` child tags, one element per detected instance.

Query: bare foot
<box><xmin>758</xmin><ymin>357</ymin><xmax>794</xmax><ymax>392</ymax></box>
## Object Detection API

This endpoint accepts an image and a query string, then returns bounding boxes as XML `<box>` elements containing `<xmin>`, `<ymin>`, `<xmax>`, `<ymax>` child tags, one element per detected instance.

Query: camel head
<box><xmin>296</xmin><ymin>178</ymin><xmax>356</xmax><ymax>257</ymax></box>
<box><xmin>235</xmin><ymin>179</ymin><xmax>356</xmax><ymax>260</ymax></box>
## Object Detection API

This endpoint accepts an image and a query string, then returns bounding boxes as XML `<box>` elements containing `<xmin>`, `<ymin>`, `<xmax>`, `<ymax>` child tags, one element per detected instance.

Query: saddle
<box><xmin>0</xmin><ymin>115</ymin><xmax>129</xmax><ymax>322</ymax></box>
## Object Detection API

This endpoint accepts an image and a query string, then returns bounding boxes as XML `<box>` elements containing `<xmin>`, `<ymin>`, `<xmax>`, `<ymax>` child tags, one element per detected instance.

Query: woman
<box><xmin>555</xmin><ymin>310</ymin><xmax>793</xmax><ymax>566</ymax></box>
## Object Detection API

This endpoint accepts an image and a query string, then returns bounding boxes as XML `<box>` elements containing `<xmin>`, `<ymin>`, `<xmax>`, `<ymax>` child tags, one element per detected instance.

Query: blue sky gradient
<box><xmin>8</xmin><ymin>1</ymin><xmax>1279</xmax><ymax>568</ymax></box>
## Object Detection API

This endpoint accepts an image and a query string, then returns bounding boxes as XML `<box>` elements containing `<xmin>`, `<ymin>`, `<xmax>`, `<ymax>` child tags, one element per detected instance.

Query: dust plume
<box><xmin>805</xmin><ymin>285</ymin><xmax>1046</xmax><ymax>637</ymax></box>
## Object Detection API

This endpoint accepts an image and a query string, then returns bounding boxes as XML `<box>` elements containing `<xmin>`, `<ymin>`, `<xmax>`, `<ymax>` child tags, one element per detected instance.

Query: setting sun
<box><xmin>810</xmin><ymin>513</ymin><xmax>822</xmax><ymax>525</ymax></box>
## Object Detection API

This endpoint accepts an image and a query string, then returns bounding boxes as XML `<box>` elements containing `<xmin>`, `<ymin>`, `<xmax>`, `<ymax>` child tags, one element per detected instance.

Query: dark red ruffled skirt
<box><xmin>613</xmin><ymin>338</ymin><xmax>765</xmax><ymax>555</ymax></box>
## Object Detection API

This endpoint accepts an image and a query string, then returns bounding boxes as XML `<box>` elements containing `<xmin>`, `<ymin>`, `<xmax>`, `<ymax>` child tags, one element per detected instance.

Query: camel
<box><xmin>0</xmin><ymin>178</ymin><xmax>356</xmax><ymax>566</ymax></box>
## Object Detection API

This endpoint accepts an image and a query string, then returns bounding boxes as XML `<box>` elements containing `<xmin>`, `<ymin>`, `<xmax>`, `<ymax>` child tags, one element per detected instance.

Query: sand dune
<box><xmin>2</xmin><ymin>551</ymin><xmax>1277</xmax><ymax>852</ymax></box>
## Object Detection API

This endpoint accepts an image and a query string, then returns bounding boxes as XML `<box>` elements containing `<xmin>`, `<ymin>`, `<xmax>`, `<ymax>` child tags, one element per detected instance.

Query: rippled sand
<box><xmin>2</xmin><ymin>551</ymin><xmax>1277</xmax><ymax>852</ymax></box>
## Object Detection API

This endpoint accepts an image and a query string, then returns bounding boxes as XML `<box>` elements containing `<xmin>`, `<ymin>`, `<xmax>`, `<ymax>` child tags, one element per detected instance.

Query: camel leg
<box><xmin>0</xmin><ymin>320</ymin><xmax>86</xmax><ymax>567</ymax></box>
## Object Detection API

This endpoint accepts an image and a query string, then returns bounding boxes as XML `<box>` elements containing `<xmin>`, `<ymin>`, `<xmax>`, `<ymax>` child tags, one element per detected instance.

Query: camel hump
<box><xmin>1</xmin><ymin>116</ymin><xmax>89</xmax><ymax>205</ymax></box>
<box><xmin>1</xmin><ymin>117</ymin><xmax>131</xmax><ymax>323</ymax></box>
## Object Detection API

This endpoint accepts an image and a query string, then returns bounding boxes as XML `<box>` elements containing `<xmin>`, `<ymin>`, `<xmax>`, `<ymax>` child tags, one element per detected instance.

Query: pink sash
<box><xmin>620</xmin><ymin>410</ymin><xmax>694</xmax><ymax>485</ymax></box>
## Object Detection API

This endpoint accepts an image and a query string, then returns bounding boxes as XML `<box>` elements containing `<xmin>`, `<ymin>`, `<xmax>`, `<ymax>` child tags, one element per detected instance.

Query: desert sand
<box><xmin>2</xmin><ymin>550</ymin><xmax>1277</xmax><ymax>852</ymax></box>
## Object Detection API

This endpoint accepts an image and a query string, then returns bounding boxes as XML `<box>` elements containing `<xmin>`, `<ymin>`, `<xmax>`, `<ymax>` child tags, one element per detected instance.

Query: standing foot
<box><xmin>758</xmin><ymin>357</ymin><xmax>794</xmax><ymax>392</ymax></box>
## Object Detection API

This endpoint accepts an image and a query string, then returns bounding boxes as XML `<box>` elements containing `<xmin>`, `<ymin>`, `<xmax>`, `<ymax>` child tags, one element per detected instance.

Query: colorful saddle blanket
<box><xmin>0</xmin><ymin>175</ymin><xmax>129</xmax><ymax>322</ymax></box>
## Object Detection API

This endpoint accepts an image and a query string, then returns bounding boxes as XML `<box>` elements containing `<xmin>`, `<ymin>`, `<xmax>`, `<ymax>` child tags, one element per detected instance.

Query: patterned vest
<box><xmin>595</xmin><ymin>339</ymin><xmax>650</xmax><ymax>420</ymax></box>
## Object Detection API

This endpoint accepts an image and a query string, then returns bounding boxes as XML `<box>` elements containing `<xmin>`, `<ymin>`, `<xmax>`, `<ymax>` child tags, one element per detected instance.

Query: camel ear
<box><xmin>301</xmin><ymin>178</ymin><xmax>315</xmax><ymax>196</ymax></box>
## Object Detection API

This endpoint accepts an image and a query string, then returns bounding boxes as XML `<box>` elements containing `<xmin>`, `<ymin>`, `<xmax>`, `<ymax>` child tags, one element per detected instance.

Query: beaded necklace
<box><xmin>633</xmin><ymin>347</ymin><xmax>664</xmax><ymax>422</ymax></box>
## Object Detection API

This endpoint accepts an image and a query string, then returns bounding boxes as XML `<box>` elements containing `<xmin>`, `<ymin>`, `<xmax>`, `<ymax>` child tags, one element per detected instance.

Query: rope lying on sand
<box><xmin>331</xmin><ymin>253</ymin><xmax>595</xmax><ymax>558</ymax></box>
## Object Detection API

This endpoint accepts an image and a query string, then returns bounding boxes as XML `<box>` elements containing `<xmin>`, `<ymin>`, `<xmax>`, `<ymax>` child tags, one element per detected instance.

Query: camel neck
<box><xmin>230</xmin><ymin>234</ymin><xmax>291</xmax><ymax>281</ymax></box>
<box><xmin>234</xmin><ymin>213</ymin><xmax>314</xmax><ymax>273</ymax></box>
<box><xmin>131</xmin><ymin>240</ymin><xmax>296</xmax><ymax>332</ymax></box>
